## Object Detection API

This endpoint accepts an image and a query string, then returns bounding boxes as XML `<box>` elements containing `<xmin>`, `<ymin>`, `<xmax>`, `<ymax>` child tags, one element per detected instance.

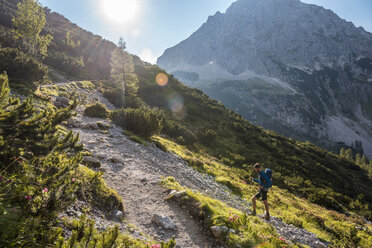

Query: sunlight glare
<box><xmin>156</xmin><ymin>73</ymin><xmax>168</xmax><ymax>87</ymax></box>
<box><xmin>102</xmin><ymin>0</ymin><xmax>138</xmax><ymax>24</ymax></box>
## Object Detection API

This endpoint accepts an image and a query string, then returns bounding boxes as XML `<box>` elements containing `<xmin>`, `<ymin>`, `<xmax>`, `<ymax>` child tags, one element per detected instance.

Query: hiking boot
<box><xmin>264</xmin><ymin>213</ymin><xmax>270</xmax><ymax>220</ymax></box>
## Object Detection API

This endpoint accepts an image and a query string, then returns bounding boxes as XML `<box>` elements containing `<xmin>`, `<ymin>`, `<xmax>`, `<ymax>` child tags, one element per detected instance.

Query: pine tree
<box><xmin>355</xmin><ymin>153</ymin><xmax>361</xmax><ymax>166</ymax></box>
<box><xmin>344</xmin><ymin>148</ymin><xmax>354</xmax><ymax>162</ymax></box>
<box><xmin>0</xmin><ymin>72</ymin><xmax>83</xmax><ymax>246</ymax></box>
<box><xmin>0</xmin><ymin>72</ymin><xmax>82</xmax><ymax>169</ymax></box>
<box><xmin>360</xmin><ymin>155</ymin><xmax>368</xmax><ymax>168</ymax></box>
<box><xmin>110</xmin><ymin>37</ymin><xmax>138</xmax><ymax>107</ymax></box>
<box><xmin>339</xmin><ymin>147</ymin><xmax>345</xmax><ymax>158</ymax></box>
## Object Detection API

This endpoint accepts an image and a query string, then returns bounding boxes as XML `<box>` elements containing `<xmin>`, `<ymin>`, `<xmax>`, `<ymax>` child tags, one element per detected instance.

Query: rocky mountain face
<box><xmin>157</xmin><ymin>0</ymin><xmax>372</xmax><ymax>158</ymax></box>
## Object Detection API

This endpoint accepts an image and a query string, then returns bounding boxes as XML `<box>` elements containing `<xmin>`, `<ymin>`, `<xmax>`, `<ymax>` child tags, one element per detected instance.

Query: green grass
<box><xmin>161</xmin><ymin>177</ymin><xmax>297</xmax><ymax>248</ymax></box>
<box><xmin>155</xmin><ymin>137</ymin><xmax>372</xmax><ymax>247</ymax></box>
<box><xmin>76</xmin><ymin>165</ymin><xmax>124</xmax><ymax>213</ymax></box>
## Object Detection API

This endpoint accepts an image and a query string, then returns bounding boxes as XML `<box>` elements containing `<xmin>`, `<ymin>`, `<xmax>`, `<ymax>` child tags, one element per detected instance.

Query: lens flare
<box><xmin>156</xmin><ymin>73</ymin><xmax>168</xmax><ymax>87</ymax></box>
<box><xmin>167</xmin><ymin>94</ymin><xmax>186</xmax><ymax>120</ymax></box>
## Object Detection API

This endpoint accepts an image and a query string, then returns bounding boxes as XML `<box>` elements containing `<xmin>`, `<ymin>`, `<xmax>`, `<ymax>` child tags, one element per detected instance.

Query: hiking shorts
<box><xmin>254</xmin><ymin>189</ymin><xmax>268</xmax><ymax>201</ymax></box>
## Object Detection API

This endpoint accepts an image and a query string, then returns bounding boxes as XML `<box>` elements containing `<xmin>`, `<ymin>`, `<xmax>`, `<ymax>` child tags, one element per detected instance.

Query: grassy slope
<box><xmin>156</xmin><ymin>138</ymin><xmax>372</xmax><ymax>247</ymax></box>
<box><xmin>133</xmin><ymin>57</ymin><xmax>372</xmax><ymax>219</ymax></box>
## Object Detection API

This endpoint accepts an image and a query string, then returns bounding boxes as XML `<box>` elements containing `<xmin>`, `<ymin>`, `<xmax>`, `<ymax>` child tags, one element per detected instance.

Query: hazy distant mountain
<box><xmin>157</xmin><ymin>0</ymin><xmax>372</xmax><ymax>157</ymax></box>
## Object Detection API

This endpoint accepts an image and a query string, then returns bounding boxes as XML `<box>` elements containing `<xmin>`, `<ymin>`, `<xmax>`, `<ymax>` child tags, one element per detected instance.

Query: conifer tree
<box><xmin>110</xmin><ymin>37</ymin><xmax>138</xmax><ymax>107</ymax></box>
<box><xmin>339</xmin><ymin>147</ymin><xmax>345</xmax><ymax>158</ymax></box>
<box><xmin>355</xmin><ymin>153</ymin><xmax>361</xmax><ymax>166</ymax></box>
<box><xmin>360</xmin><ymin>155</ymin><xmax>368</xmax><ymax>168</ymax></box>
<box><xmin>344</xmin><ymin>148</ymin><xmax>354</xmax><ymax>162</ymax></box>
<box><xmin>0</xmin><ymin>72</ymin><xmax>82</xmax><ymax>169</ymax></box>
<box><xmin>0</xmin><ymin>73</ymin><xmax>83</xmax><ymax>246</ymax></box>
<box><xmin>12</xmin><ymin>0</ymin><xmax>53</xmax><ymax>59</ymax></box>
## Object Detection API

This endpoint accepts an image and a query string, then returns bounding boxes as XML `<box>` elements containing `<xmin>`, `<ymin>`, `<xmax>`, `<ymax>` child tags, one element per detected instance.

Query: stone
<box><xmin>82</xmin><ymin>157</ymin><xmax>101</xmax><ymax>169</ymax></box>
<box><xmin>169</xmin><ymin>189</ymin><xmax>177</xmax><ymax>194</ymax></box>
<box><xmin>314</xmin><ymin>241</ymin><xmax>327</xmax><ymax>248</ymax></box>
<box><xmin>174</xmin><ymin>190</ymin><xmax>186</xmax><ymax>199</ymax></box>
<box><xmin>109</xmin><ymin>156</ymin><xmax>125</xmax><ymax>164</ymax></box>
<box><xmin>114</xmin><ymin>210</ymin><xmax>124</xmax><ymax>221</ymax></box>
<box><xmin>210</xmin><ymin>226</ymin><xmax>229</xmax><ymax>239</ymax></box>
<box><xmin>151</xmin><ymin>214</ymin><xmax>177</xmax><ymax>230</ymax></box>
<box><xmin>96</xmin><ymin>121</ymin><xmax>110</xmax><ymax>130</ymax></box>
<box><xmin>81</xmin><ymin>122</ymin><xmax>99</xmax><ymax>130</ymax></box>
<box><xmin>66</xmin><ymin>117</ymin><xmax>81</xmax><ymax>127</ymax></box>
<box><xmin>54</xmin><ymin>97</ymin><xmax>70</xmax><ymax>108</ymax></box>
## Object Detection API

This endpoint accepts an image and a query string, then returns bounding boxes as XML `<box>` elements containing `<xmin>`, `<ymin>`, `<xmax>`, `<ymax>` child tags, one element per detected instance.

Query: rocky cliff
<box><xmin>157</xmin><ymin>0</ymin><xmax>372</xmax><ymax>158</ymax></box>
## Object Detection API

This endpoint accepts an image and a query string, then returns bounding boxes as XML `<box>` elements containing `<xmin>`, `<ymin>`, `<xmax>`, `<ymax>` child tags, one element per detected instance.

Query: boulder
<box><xmin>82</xmin><ymin>157</ymin><xmax>101</xmax><ymax>169</ymax></box>
<box><xmin>114</xmin><ymin>210</ymin><xmax>124</xmax><ymax>221</ymax></box>
<box><xmin>96</xmin><ymin>121</ymin><xmax>110</xmax><ymax>130</ymax></box>
<box><xmin>81</xmin><ymin>122</ymin><xmax>99</xmax><ymax>130</ymax></box>
<box><xmin>174</xmin><ymin>190</ymin><xmax>187</xmax><ymax>199</ymax></box>
<box><xmin>109</xmin><ymin>156</ymin><xmax>125</xmax><ymax>164</ymax></box>
<box><xmin>151</xmin><ymin>214</ymin><xmax>177</xmax><ymax>230</ymax></box>
<box><xmin>54</xmin><ymin>97</ymin><xmax>69</xmax><ymax>108</ymax></box>
<box><xmin>210</xmin><ymin>226</ymin><xmax>229</xmax><ymax>239</ymax></box>
<box><xmin>66</xmin><ymin>117</ymin><xmax>81</xmax><ymax>128</ymax></box>
<box><xmin>314</xmin><ymin>241</ymin><xmax>327</xmax><ymax>248</ymax></box>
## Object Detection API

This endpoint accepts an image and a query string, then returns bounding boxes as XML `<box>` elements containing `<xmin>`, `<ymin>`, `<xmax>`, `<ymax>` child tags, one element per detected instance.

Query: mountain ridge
<box><xmin>157</xmin><ymin>0</ymin><xmax>372</xmax><ymax>158</ymax></box>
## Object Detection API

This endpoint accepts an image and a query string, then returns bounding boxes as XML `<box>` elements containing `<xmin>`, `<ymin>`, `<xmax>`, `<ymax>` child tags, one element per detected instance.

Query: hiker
<box><xmin>250</xmin><ymin>163</ymin><xmax>271</xmax><ymax>220</ymax></box>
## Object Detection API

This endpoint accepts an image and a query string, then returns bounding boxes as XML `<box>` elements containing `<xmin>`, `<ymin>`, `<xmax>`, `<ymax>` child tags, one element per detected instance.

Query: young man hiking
<box><xmin>250</xmin><ymin>163</ymin><xmax>271</xmax><ymax>220</ymax></box>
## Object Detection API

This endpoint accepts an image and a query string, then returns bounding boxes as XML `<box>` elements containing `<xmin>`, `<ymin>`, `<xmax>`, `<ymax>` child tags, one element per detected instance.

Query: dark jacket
<box><xmin>253</xmin><ymin>170</ymin><xmax>271</xmax><ymax>190</ymax></box>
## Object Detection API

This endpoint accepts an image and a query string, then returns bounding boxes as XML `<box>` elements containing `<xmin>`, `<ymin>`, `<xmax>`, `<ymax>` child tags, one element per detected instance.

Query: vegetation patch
<box><xmin>155</xmin><ymin>137</ymin><xmax>372</xmax><ymax>247</ymax></box>
<box><xmin>161</xmin><ymin>177</ymin><xmax>294</xmax><ymax>248</ymax></box>
<box><xmin>110</xmin><ymin>107</ymin><xmax>162</xmax><ymax>138</ymax></box>
<box><xmin>75</xmin><ymin>165</ymin><xmax>123</xmax><ymax>214</ymax></box>
<box><xmin>84</xmin><ymin>102</ymin><xmax>109</xmax><ymax>119</ymax></box>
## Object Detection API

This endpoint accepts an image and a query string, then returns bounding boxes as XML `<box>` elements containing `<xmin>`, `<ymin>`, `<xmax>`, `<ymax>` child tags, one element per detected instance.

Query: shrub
<box><xmin>103</xmin><ymin>89</ymin><xmax>143</xmax><ymax>108</ymax></box>
<box><xmin>0</xmin><ymin>47</ymin><xmax>48</xmax><ymax>89</ymax></box>
<box><xmin>163</xmin><ymin>120</ymin><xmax>197</xmax><ymax>145</ymax></box>
<box><xmin>103</xmin><ymin>88</ymin><xmax>123</xmax><ymax>107</ymax></box>
<box><xmin>0</xmin><ymin>73</ymin><xmax>82</xmax><ymax>246</ymax></box>
<box><xmin>84</xmin><ymin>102</ymin><xmax>109</xmax><ymax>118</ymax></box>
<box><xmin>110</xmin><ymin>107</ymin><xmax>162</xmax><ymax>138</ymax></box>
<box><xmin>200</xmin><ymin>129</ymin><xmax>217</xmax><ymax>145</ymax></box>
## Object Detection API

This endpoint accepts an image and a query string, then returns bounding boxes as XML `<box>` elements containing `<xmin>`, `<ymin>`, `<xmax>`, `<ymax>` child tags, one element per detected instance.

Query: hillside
<box><xmin>157</xmin><ymin>0</ymin><xmax>372</xmax><ymax>158</ymax></box>
<box><xmin>0</xmin><ymin>0</ymin><xmax>116</xmax><ymax>80</ymax></box>
<box><xmin>1</xmin><ymin>0</ymin><xmax>372</xmax><ymax>247</ymax></box>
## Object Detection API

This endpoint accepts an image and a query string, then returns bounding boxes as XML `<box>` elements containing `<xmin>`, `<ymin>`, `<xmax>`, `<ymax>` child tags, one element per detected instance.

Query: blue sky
<box><xmin>39</xmin><ymin>0</ymin><xmax>372</xmax><ymax>64</ymax></box>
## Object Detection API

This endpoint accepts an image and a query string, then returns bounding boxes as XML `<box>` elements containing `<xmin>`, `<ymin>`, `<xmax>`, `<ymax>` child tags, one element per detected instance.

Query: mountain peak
<box><xmin>157</xmin><ymin>0</ymin><xmax>372</xmax><ymax>159</ymax></box>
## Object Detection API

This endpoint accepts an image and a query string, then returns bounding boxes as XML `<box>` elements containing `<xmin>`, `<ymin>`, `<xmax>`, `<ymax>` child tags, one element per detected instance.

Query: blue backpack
<box><xmin>264</xmin><ymin>169</ymin><xmax>273</xmax><ymax>188</ymax></box>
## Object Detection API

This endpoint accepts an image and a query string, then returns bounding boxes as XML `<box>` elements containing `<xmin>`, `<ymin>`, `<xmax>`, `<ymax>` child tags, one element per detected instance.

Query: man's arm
<box><xmin>249</xmin><ymin>176</ymin><xmax>260</xmax><ymax>184</ymax></box>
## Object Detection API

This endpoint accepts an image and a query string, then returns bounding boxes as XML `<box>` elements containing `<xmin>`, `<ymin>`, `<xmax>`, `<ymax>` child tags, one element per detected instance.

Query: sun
<box><xmin>102</xmin><ymin>0</ymin><xmax>138</xmax><ymax>24</ymax></box>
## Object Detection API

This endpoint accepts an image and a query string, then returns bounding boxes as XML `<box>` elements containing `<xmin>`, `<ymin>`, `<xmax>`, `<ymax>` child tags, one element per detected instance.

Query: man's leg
<box><xmin>263</xmin><ymin>200</ymin><xmax>269</xmax><ymax>215</ymax></box>
<box><xmin>251</xmin><ymin>191</ymin><xmax>261</xmax><ymax>215</ymax></box>
<box><xmin>251</xmin><ymin>195</ymin><xmax>256</xmax><ymax>213</ymax></box>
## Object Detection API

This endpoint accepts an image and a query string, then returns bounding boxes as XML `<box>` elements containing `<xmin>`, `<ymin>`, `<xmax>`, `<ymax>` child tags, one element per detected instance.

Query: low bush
<box><xmin>163</xmin><ymin>120</ymin><xmax>198</xmax><ymax>145</ymax></box>
<box><xmin>84</xmin><ymin>103</ymin><xmax>109</xmax><ymax>118</ymax></box>
<box><xmin>110</xmin><ymin>107</ymin><xmax>162</xmax><ymax>138</ymax></box>
<box><xmin>0</xmin><ymin>47</ymin><xmax>48</xmax><ymax>90</ymax></box>
<box><xmin>103</xmin><ymin>89</ymin><xmax>143</xmax><ymax>108</ymax></box>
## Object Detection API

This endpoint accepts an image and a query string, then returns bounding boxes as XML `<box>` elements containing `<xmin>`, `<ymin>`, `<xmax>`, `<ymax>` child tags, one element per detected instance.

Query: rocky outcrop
<box><xmin>157</xmin><ymin>0</ymin><xmax>372</xmax><ymax>158</ymax></box>
<box><xmin>151</xmin><ymin>214</ymin><xmax>177</xmax><ymax>230</ymax></box>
